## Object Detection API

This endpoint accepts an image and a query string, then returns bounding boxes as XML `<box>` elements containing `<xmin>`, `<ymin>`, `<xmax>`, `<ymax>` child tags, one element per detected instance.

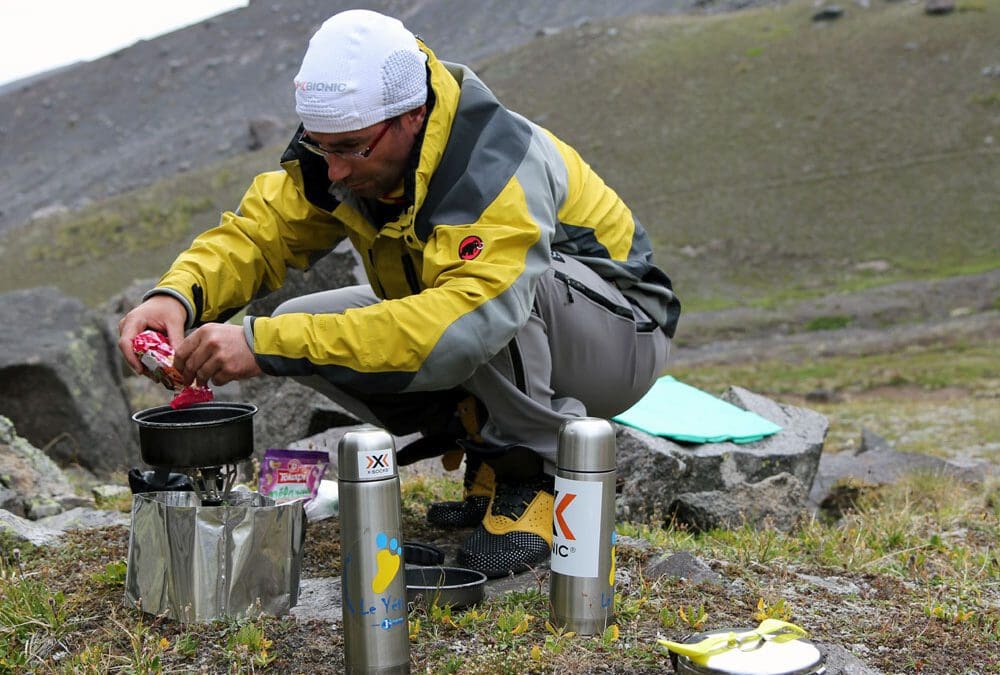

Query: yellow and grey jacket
<box><xmin>153</xmin><ymin>44</ymin><xmax>680</xmax><ymax>395</ymax></box>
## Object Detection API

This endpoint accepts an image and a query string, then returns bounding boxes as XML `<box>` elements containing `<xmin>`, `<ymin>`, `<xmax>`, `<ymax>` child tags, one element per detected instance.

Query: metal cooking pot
<box><xmin>405</xmin><ymin>566</ymin><xmax>487</xmax><ymax>609</ymax></box>
<box><xmin>132</xmin><ymin>402</ymin><xmax>257</xmax><ymax>469</ymax></box>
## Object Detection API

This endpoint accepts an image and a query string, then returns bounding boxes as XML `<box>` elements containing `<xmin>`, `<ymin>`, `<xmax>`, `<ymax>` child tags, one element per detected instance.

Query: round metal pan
<box><xmin>132</xmin><ymin>402</ymin><xmax>257</xmax><ymax>469</ymax></box>
<box><xmin>405</xmin><ymin>566</ymin><xmax>487</xmax><ymax>609</ymax></box>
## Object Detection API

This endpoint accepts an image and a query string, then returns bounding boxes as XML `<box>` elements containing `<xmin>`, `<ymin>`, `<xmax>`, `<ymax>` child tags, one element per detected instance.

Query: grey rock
<box><xmin>670</xmin><ymin>472</ymin><xmax>809</xmax><ymax>532</ymax></box>
<box><xmin>616</xmin><ymin>534</ymin><xmax>654</xmax><ymax>554</ymax></box>
<box><xmin>0</xmin><ymin>287</ymin><xmax>137</xmax><ymax>476</ymax></box>
<box><xmin>809</xmin><ymin>428</ymin><xmax>995</xmax><ymax>507</ymax></box>
<box><xmin>241</xmin><ymin>379</ymin><xmax>364</xmax><ymax>458</ymax></box>
<box><xmin>0</xmin><ymin>484</ymin><xmax>15</xmax><ymax>509</ymax></box>
<box><xmin>857</xmin><ymin>427</ymin><xmax>894</xmax><ymax>454</ymax></box>
<box><xmin>805</xmin><ymin>388</ymin><xmax>843</xmax><ymax>404</ymax></box>
<box><xmin>246</xmin><ymin>116</ymin><xmax>284</xmax><ymax>150</ymax></box>
<box><xmin>0</xmin><ymin>508</ymin><xmax>64</xmax><ymax>546</ymax></box>
<box><xmin>795</xmin><ymin>572</ymin><xmax>862</xmax><ymax>596</ymax></box>
<box><xmin>819</xmin><ymin>642</ymin><xmax>884</xmax><ymax>674</ymax></box>
<box><xmin>0</xmin><ymin>505</ymin><xmax>129</xmax><ymax>549</ymax></box>
<box><xmin>0</xmin><ymin>415</ymin><xmax>87</xmax><ymax>519</ymax></box>
<box><xmin>924</xmin><ymin>0</ymin><xmax>955</xmax><ymax>14</ymax></box>
<box><xmin>99</xmin><ymin>277</ymin><xmax>158</xmax><ymax>359</ymax></box>
<box><xmin>26</xmin><ymin>497</ymin><xmax>64</xmax><ymax>520</ymax></box>
<box><xmin>36</xmin><ymin>506</ymin><xmax>130</xmax><ymax>531</ymax></box>
<box><xmin>813</xmin><ymin>5</ymin><xmax>844</xmax><ymax>21</ymax></box>
<box><xmin>92</xmin><ymin>484</ymin><xmax>131</xmax><ymax>503</ymax></box>
<box><xmin>644</xmin><ymin>551</ymin><xmax>722</xmax><ymax>585</ymax></box>
<box><xmin>617</xmin><ymin>387</ymin><xmax>827</xmax><ymax>525</ymax></box>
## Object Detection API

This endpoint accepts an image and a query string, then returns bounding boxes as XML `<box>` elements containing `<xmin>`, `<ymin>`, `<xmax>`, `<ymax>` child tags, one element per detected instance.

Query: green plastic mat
<box><xmin>612</xmin><ymin>376</ymin><xmax>782</xmax><ymax>444</ymax></box>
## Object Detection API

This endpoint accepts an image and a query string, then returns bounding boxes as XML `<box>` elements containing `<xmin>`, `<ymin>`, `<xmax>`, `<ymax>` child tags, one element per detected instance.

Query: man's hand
<box><xmin>118</xmin><ymin>295</ymin><xmax>188</xmax><ymax>375</ymax></box>
<box><xmin>175</xmin><ymin>323</ymin><xmax>263</xmax><ymax>387</ymax></box>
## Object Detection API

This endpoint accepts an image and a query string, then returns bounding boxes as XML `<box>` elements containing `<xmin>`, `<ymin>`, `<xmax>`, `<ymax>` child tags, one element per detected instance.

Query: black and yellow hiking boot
<box><xmin>426</xmin><ymin>454</ymin><xmax>495</xmax><ymax>527</ymax></box>
<box><xmin>456</xmin><ymin>473</ymin><xmax>554</xmax><ymax>578</ymax></box>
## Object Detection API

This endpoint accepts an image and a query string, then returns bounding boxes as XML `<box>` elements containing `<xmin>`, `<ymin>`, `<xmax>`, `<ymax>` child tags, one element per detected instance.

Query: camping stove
<box><xmin>127</xmin><ymin>402</ymin><xmax>306</xmax><ymax>623</ymax></box>
<box><xmin>184</xmin><ymin>464</ymin><xmax>238</xmax><ymax>505</ymax></box>
<box><xmin>132</xmin><ymin>402</ymin><xmax>257</xmax><ymax>505</ymax></box>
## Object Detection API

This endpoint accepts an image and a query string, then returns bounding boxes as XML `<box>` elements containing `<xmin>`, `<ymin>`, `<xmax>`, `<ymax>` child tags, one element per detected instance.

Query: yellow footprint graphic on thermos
<box><xmin>609</xmin><ymin>530</ymin><xmax>617</xmax><ymax>586</ymax></box>
<box><xmin>372</xmin><ymin>532</ymin><xmax>402</xmax><ymax>594</ymax></box>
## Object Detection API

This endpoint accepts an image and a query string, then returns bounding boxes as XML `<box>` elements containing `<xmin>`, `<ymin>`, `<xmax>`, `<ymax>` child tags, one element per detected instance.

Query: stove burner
<box><xmin>185</xmin><ymin>464</ymin><xmax>238</xmax><ymax>505</ymax></box>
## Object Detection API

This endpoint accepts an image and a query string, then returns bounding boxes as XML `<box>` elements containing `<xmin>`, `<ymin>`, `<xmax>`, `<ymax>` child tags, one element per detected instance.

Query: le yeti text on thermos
<box><xmin>338</xmin><ymin>426</ymin><xmax>410</xmax><ymax>674</ymax></box>
<box><xmin>549</xmin><ymin>417</ymin><xmax>617</xmax><ymax>635</ymax></box>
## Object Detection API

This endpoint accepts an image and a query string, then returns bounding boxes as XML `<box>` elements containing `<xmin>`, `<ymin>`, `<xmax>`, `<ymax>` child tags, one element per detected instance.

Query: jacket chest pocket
<box><xmin>368</xmin><ymin>235</ymin><xmax>424</xmax><ymax>299</ymax></box>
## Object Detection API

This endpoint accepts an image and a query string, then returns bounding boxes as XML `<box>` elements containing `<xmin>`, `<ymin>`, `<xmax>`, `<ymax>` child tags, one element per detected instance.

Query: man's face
<box><xmin>301</xmin><ymin>106</ymin><xmax>426</xmax><ymax>199</ymax></box>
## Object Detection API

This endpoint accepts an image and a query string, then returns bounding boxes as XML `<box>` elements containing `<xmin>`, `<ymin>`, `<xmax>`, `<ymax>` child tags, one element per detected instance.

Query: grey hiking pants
<box><xmin>272</xmin><ymin>254</ymin><xmax>670</xmax><ymax>467</ymax></box>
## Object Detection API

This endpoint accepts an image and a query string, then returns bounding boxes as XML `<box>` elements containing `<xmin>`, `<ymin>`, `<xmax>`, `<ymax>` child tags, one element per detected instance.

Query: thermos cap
<box><xmin>557</xmin><ymin>417</ymin><xmax>616</xmax><ymax>472</ymax></box>
<box><xmin>337</xmin><ymin>425</ymin><xmax>399</xmax><ymax>482</ymax></box>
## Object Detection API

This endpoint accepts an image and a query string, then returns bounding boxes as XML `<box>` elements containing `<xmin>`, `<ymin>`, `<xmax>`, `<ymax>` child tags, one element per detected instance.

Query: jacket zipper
<box><xmin>552</xmin><ymin>270</ymin><xmax>657</xmax><ymax>332</ymax></box>
<box><xmin>367</xmin><ymin>250</ymin><xmax>387</xmax><ymax>298</ymax></box>
<box><xmin>401</xmin><ymin>254</ymin><xmax>422</xmax><ymax>294</ymax></box>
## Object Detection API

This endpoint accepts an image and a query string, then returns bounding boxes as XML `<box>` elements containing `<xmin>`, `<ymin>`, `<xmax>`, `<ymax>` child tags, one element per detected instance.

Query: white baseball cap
<box><xmin>294</xmin><ymin>10</ymin><xmax>428</xmax><ymax>133</ymax></box>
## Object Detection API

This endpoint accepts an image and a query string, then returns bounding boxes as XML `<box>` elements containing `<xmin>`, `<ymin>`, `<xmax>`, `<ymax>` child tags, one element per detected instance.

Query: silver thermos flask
<box><xmin>338</xmin><ymin>426</ymin><xmax>410</xmax><ymax>674</ymax></box>
<box><xmin>549</xmin><ymin>417</ymin><xmax>617</xmax><ymax>635</ymax></box>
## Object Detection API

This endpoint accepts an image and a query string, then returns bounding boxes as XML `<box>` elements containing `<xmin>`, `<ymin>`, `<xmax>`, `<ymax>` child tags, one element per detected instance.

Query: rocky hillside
<box><xmin>0</xmin><ymin>0</ymin><xmax>767</xmax><ymax>236</ymax></box>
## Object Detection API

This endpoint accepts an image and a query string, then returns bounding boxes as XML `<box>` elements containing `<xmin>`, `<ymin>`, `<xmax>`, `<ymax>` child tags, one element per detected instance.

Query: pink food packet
<box><xmin>131</xmin><ymin>329</ymin><xmax>214</xmax><ymax>410</ymax></box>
<box><xmin>259</xmin><ymin>449</ymin><xmax>330</xmax><ymax>504</ymax></box>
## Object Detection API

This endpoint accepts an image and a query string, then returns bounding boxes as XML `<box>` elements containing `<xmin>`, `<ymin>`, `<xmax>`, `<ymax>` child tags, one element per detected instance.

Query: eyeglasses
<box><xmin>298</xmin><ymin>118</ymin><xmax>395</xmax><ymax>160</ymax></box>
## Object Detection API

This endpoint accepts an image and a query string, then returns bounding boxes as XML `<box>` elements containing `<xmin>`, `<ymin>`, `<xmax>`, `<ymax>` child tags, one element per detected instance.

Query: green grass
<box><xmin>0</xmin><ymin>143</ymin><xmax>281</xmax><ymax>307</ymax></box>
<box><xmin>3</xmin><ymin>407</ymin><xmax>997</xmax><ymax>670</ymax></box>
<box><xmin>481</xmin><ymin>0</ymin><xmax>1000</xmax><ymax>310</ymax></box>
<box><xmin>0</xmin><ymin>552</ymin><xmax>71</xmax><ymax>671</ymax></box>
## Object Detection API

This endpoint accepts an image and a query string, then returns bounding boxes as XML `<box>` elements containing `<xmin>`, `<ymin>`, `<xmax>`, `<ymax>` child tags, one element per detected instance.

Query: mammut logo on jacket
<box><xmin>458</xmin><ymin>235</ymin><xmax>484</xmax><ymax>260</ymax></box>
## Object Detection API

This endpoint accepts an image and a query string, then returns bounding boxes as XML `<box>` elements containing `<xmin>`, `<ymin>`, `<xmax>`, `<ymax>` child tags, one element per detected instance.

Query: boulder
<box><xmin>669</xmin><ymin>472</ymin><xmax>809</xmax><ymax>532</ymax></box>
<box><xmin>36</xmin><ymin>506</ymin><xmax>129</xmax><ymax>531</ymax></box>
<box><xmin>0</xmin><ymin>506</ymin><xmax>130</xmax><ymax>548</ymax></box>
<box><xmin>809</xmin><ymin>427</ymin><xmax>995</xmax><ymax>508</ymax></box>
<box><xmin>0</xmin><ymin>416</ymin><xmax>90</xmax><ymax>517</ymax></box>
<box><xmin>617</xmin><ymin>386</ymin><xmax>828</xmax><ymax>526</ymax></box>
<box><xmin>240</xmin><ymin>379</ymin><xmax>364</xmax><ymax>457</ymax></box>
<box><xmin>0</xmin><ymin>509</ymin><xmax>63</xmax><ymax>547</ymax></box>
<box><xmin>0</xmin><ymin>287</ymin><xmax>137</xmax><ymax>476</ymax></box>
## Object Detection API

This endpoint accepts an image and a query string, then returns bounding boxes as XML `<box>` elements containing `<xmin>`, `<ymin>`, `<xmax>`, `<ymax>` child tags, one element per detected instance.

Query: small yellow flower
<box><xmin>530</xmin><ymin>645</ymin><xmax>542</xmax><ymax>661</ymax></box>
<box><xmin>158</xmin><ymin>637</ymin><xmax>170</xmax><ymax>650</ymax></box>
